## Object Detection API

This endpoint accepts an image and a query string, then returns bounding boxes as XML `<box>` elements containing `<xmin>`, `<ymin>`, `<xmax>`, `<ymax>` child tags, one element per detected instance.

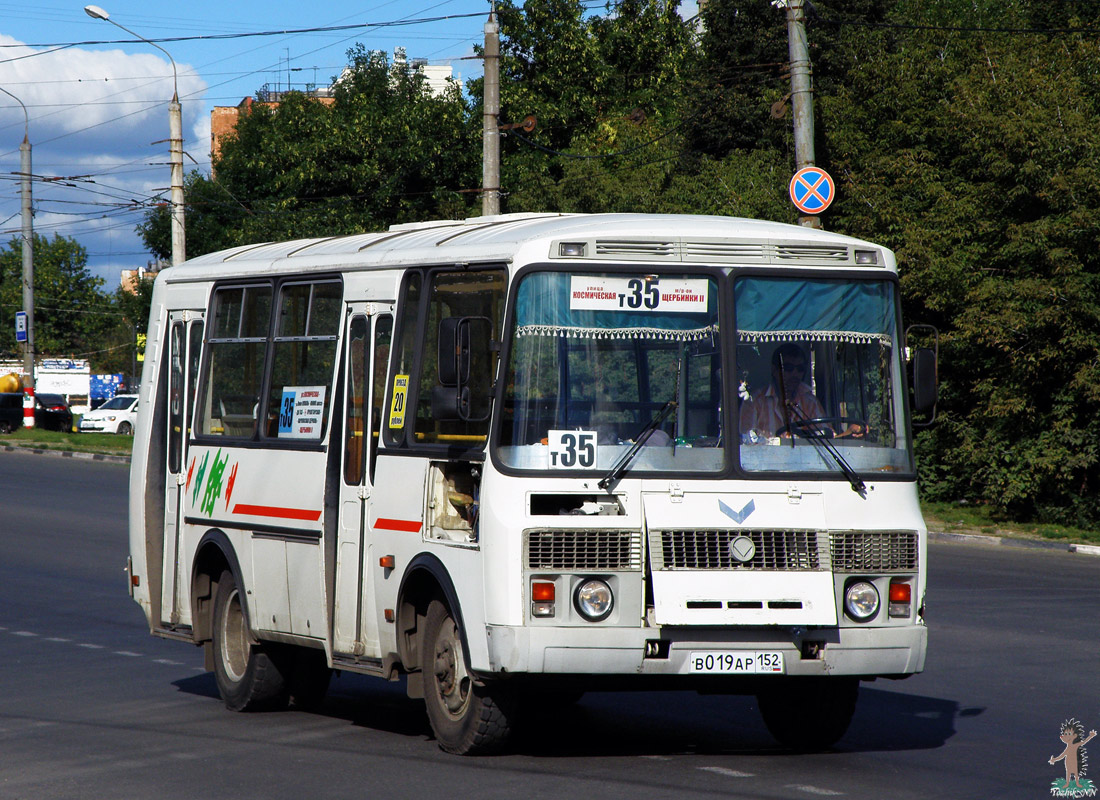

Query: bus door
<box><xmin>161</xmin><ymin>310</ymin><xmax>204</xmax><ymax>626</ymax></box>
<box><xmin>333</xmin><ymin>304</ymin><xmax>393</xmax><ymax>658</ymax></box>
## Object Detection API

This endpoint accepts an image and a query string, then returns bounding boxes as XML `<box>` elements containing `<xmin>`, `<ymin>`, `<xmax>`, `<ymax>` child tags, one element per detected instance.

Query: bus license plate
<box><xmin>689</xmin><ymin>651</ymin><xmax>784</xmax><ymax>674</ymax></box>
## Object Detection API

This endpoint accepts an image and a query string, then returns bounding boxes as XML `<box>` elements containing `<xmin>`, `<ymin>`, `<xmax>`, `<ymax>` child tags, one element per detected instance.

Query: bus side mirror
<box><xmin>433</xmin><ymin>316</ymin><xmax>492</xmax><ymax>422</ymax></box>
<box><xmin>437</xmin><ymin>317</ymin><xmax>471</xmax><ymax>387</ymax></box>
<box><xmin>912</xmin><ymin>347</ymin><xmax>938</xmax><ymax>415</ymax></box>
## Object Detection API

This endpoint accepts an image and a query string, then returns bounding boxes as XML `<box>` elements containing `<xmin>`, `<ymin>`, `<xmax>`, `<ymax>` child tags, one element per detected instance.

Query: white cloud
<box><xmin>0</xmin><ymin>36</ymin><xmax>209</xmax><ymax>283</ymax></box>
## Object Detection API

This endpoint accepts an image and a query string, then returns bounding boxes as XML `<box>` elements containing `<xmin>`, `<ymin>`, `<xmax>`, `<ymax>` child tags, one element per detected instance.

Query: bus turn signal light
<box><xmin>531</xmin><ymin>581</ymin><xmax>555</xmax><ymax>618</ymax></box>
<box><xmin>889</xmin><ymin>580</ymin><xmax>911</xmax><ymax>618</ymax></box>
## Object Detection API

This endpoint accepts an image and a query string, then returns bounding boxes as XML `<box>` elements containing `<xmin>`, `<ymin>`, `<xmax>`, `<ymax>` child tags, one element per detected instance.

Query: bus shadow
<box><xmin>507</xmin><ymin>685</ymin><xmax>971</xmax><ymax>757</ymax></box>
<box><xmin>173</xmin><ymin>672</ymin><xmax>971</xmax><ymax>757</ymax></box>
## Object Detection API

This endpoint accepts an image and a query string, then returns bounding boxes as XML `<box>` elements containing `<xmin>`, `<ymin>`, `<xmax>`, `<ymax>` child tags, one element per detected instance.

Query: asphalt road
<box><xmin>0</xmin><ymin>450</ymin><xmax>1097</xmax><ymax>799</ymax></box>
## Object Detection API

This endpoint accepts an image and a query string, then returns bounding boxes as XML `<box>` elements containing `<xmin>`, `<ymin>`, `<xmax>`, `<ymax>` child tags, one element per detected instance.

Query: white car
<box><xmin>80</xmin><ymin>394</ymin><xmax>139</xmax><ymax>434</ymax></box>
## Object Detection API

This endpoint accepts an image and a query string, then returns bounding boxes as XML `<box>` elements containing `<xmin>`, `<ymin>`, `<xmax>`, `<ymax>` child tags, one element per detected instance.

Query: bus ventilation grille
<box><xmin>829</xmin><ymin>531</ymin><xmax>919</xmax><ymax>572</ymax></box>
<box><xmin>525</xmin><ymin>530</ymin><xmax>643</xmax><ymax>571</ymax></box>
<box><xmin>652</xmin><ymin>529</ymin><xmax>825</xmax><ymax>571</ymax></box>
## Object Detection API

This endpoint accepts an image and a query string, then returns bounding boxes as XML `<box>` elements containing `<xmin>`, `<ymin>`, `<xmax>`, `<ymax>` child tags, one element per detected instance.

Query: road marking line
<box><xmin>154</xmin><ymin>658</ymin><xmax>183</xmax><ymax>665</ymax></box>
<box><xmin>698</xmin><ymin>766</ymin><xmax>754</xmax><ymax>778</ymax></box>
<box><xmin>77</xmin><ymin>643</ymin><xmax>105</xmax><ymax>649</ymax></box>
<box><xmin>44</xmin><ymin>637</ymin><xmax>71</xmax><ymax>642</ymax></box>
<box><xmin>114</xmin><ymin>651</ymin><xmax>143</xmax><ymax>657</ymax></box>
<box><xmin>12</xmin><ymin>630</ymin><xmax>38</xmax><ymax>637</ymax></box>
<box><xmin>786</xmin><ymin>784</ymin><xmax>845</xmax><ymax>796</ymax></box>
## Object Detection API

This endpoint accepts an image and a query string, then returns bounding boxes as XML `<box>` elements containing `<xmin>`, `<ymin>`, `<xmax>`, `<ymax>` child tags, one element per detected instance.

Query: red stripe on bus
<box><xmin>374</xmin><ymin>518</ymin><xmax>422</xmax><ymax>533</ymax></box>
<box><xmin>232</xmin><ymin>503</ymin><xmax>322</xmax><ymax>522</ymax></box>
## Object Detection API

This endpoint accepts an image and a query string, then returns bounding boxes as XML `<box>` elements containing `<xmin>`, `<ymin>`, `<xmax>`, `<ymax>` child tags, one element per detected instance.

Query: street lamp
<box><xmin>84</xmin><ymin>5</ymin><xmax>186</xmax><ymax>265</ymax></box>
<box><xmin>0</xmin><ymin>86</ymin><xmax>35</xmax><ymax>426</ymax></box>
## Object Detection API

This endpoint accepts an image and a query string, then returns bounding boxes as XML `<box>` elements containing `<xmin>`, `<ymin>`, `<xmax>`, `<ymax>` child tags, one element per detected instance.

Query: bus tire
<box><xmin>756</xmin><ymin>676</ymin><xmax>858</xmax><ymax>751</ymax></box>
<box><xmin>212</xmin><ymin>570</ymin><xmax>289</xmax><ymax>711</ymax></box>
<box><xmin>421</xmin><ymin>599</ymin><xmax>513</xmax><ymax>755</ymax></box>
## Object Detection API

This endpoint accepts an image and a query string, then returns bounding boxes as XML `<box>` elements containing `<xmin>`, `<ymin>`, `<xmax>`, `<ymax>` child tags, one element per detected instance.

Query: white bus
<box><xmin>128</xmin><ymin>213</ymin><xmax>936</xmax><ymax>754</ymax></box>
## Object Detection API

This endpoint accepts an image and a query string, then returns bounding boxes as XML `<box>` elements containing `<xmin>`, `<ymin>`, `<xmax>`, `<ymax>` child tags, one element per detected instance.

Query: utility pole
<box><xmin>482</xmin><ymin>8</ymin><xmax>501</xmax><ymax>216</ymax></box>
<box><xmin>0</xmin><ymin>86</ymin><xmax>35</xmax><ymax>427</ymax></box>
<box><xmin>85</xmin><ymin>5</ymin><xmax>186</xmax><ymax>264</ymax></box>
<box><xmin>785</xmin><ymin>0</ymin><xmax>822</xmax><ymax>229</ymax></box>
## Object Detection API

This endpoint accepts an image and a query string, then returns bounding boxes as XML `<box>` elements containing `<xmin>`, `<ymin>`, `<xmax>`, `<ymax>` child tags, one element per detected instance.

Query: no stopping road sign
<box><xmin>789</xmin><ymin>167</ymin><xmax>835</xmax><ymax>214</ymax></box>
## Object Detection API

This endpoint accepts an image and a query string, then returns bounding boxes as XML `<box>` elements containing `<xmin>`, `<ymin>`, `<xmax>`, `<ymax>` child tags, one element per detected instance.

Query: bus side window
<box><xmin>265</xmin><ymin>280</ymin><xmax>341</xmax><ymax>441</ymax></box>
<box><xmin>370</xmin><ymin>315</ymin><xmax>392</xmax><ymax>481</ymax></box>
<box><xmin>197</xmin><ymin>284</ymin><xmax>271</xmax><ymax>439</ymax></box>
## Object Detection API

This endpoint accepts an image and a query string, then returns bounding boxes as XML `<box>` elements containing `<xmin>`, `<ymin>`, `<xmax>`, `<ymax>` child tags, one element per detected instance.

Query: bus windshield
<box><xmin>736</xmin><ymin>276</ymin><xmax>912</xmax><ymax>476</ymax></box>
<box><xmin>496</xmin><ymin>270</ymin><xmax>725</xmax><ymax>474</ymax></box>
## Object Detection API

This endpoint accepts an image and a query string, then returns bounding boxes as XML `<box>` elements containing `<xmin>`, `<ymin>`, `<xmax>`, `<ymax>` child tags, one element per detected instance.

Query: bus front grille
<box><xmin>525</xmin><ymin>530</ymin><xmax>643</xmax><ymax>571</ymax></box>
<box><xmin>829</xmin><ymin>531</ymin><xmax>919</xmax><ymax>572</ymax></box>
<box><xmin>652</xmin><ymin>529</ymin><xmax>825</xmax><ymax>571</ymax></box>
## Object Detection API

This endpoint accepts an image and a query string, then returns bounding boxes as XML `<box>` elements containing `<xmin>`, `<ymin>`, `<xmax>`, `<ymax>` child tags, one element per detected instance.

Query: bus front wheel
<box><xmin>212</xmin><ymin>570</ymin><xmax>289</xmax><ymax>711</ymax></box>
<box><xmin>421</xmin><ymin>599</ymin><xmax>514</xmax><ymax>754</ymax></box>
<box><xmin>756</xmin><ymin>676</ymin><xmax>858</xmax><ymax>750</ymax></box>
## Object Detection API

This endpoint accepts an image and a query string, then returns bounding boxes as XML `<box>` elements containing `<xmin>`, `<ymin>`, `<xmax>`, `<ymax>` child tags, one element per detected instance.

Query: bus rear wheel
<box><xmin>421</xmin><ymin>599</ymin><xmax>513</xmax><ymax>755</ymax></box>
<box><xmin>756</xmin><ymin>676</ymin><xmax>859</xmax><ymax>751</ymax></box>
<box><xmin>212</xmin><ymin>570</ymin><xmax>289</xmax><ymax>711</ymax></box>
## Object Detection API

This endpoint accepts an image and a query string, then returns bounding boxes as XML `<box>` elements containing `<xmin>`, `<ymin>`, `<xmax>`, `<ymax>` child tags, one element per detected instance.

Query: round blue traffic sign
<box><xmin>789</xmin><ymin>167</ymin><xmax>835</xmax><ymax>214</ymax></box>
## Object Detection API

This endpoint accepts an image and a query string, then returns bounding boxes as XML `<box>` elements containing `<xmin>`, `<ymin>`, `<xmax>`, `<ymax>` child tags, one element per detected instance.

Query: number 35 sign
<box><xmin>548</xmin><ymin>430</ymin><xmax>598</xmax><ymax>469</ymax></box>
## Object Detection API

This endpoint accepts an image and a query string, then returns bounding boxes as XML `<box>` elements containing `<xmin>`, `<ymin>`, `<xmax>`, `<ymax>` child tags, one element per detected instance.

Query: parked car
<box><xmin>79</xmin><ymin>393</ymin><xmax>138</xmax><ymax>435</ymax></box>
<box><xmin>0</xmin><ymin>392</ymin><xmax>73</xmax><ymax>433</ymax></box>
<box><xmin>0</xmin><ymin>393</ymin><xmax>21</xmax><ymax>433</ymax></box>
<box><xmin>34</xmin><ymin>393</ymin><xmax>74</xmax><ymax>432</ymax></box>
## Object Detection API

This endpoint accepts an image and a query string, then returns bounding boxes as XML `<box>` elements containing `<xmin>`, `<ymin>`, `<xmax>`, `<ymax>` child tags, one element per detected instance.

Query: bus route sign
<box><xmin>789</xmin><ymin>167</ymin><xmax>835</xmax><ymax>214</ymax></box>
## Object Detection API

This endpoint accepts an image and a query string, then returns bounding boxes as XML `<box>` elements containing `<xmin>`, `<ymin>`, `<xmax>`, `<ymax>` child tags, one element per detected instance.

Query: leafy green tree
<box><xmin>822</xmin><ymin>1</ymin><xmax>1100</xmax><ymax>524</ymax></box>
<box><xmin>140</xmin><ymin>48</ymin><xmax>478</xmax><ymax>259</ymax></box>
<box><xmin>0</xmin><ymin>234</ymin><xmax>114</xmax><ymax>363</ymax></box>
<box><xmin>484</xmin><ymin>0</ymin><xmax>695</xmax><ymax>213</ymax></box>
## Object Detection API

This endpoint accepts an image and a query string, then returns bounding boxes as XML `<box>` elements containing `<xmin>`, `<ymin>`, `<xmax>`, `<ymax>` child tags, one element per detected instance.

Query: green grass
<box><xmin>3</xmin><ymin>428</ymin><xmax>1099</xmax><ymax>545</ymax></box>
<box><xmin>1</xmin><ymin>425</ymin><xmax>134</xmax><ymax>457</ymax></box>
<box><xmin>922</xmin><ymin>500</ymin><xmax>1100</xmax><ymax>546</ymax></box>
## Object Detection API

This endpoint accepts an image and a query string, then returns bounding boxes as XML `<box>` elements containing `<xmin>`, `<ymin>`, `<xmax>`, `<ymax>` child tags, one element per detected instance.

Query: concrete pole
<box><xmin>482</xmin><ymin>10</ymin><xmax>501</xmax><ymax>216</ymax></box>
<box><xmin>785</xmin><ymin>0</ymin><xmax>822</xmax><ymax>229</ymax></box>
<box><xmin>169</xmin><ymin>93</ymin><xmax>186</xmax><ymax>265</ymax></box>
<box><xmin>85</xmin><ymin>6</ymin><xmax>186</xmax><ymax>262</ymax></box>
<box><xmin>19</xmin><ymin>133</ymin><xmax>35</xmax><ymax>427</ymax></box>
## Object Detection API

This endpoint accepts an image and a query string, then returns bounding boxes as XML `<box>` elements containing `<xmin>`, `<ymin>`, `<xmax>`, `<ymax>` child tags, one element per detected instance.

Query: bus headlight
<box><xmin>574</xmin><ymin>579</ymin><xmax>613</xmax><ymax>622</ymax></box>
<box><xmin>844</xmin><ymin>580</ymin><xmax>880</xmax><ymax>622</ymax></box>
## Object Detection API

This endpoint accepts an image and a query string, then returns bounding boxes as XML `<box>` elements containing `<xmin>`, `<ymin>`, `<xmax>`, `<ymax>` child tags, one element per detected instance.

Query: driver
<box><xmin>740</xmin><ymin>343</ymin><xmax>826</xmax><ymax>441</ymax></box>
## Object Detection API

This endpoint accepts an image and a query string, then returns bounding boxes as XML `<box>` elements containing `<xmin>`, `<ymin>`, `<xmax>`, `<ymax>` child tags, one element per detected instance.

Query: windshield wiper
<box><xmin>785</xmin><ymin>404</ymin><xmax>867</xmax><ymax>497</ymax></box>
<box><xmin>598</xmin><ymin>400</ymin><xmax>678</xmax><ymax>491</ymax></box>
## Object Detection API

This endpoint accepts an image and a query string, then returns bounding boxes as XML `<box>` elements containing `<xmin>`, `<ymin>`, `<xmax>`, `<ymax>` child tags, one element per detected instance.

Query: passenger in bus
<box><xmin>739</xmin><ymin>343</ymin><xmax>826</xmax><ymax>441</ymax></box>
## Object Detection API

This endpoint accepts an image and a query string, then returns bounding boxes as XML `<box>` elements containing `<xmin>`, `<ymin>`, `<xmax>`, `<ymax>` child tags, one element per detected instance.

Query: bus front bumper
<box><xmin>483</xmin><ymin>623</ymin><xmax>927</xmax><ymax>678</ymax></box>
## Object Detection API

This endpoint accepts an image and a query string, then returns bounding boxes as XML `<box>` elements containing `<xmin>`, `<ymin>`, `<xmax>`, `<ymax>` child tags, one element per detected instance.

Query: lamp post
<box><xmin>0</xmin><ymin>86</ymin><xmax>35</xmax><ymax>426</ymax></box>
<box><xmin>84</xmin><ymin>5</ymin><xmax>185</xmax><ymax>265</ymax></box>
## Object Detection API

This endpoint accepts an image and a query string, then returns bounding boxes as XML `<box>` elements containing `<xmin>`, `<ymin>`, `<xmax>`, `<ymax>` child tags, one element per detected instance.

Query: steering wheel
<box><xmin>778</xmin><ymin>416</ymin><xmax>869</xmax><ymax>440</ymax></box>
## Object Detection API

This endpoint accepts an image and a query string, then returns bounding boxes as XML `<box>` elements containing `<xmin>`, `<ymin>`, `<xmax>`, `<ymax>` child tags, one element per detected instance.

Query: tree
<box><xmin>820</xmin><ymin>1</ymin><xmax>1100</xmax><ymax>524</ymax></box>
<box><xmin>140</xmin><ymin>48</ymin><xmax>478</xmax><ymax>259</ymax></box>
<box><xmin>0</xmin><ymin>234</ymin><xmax>114</xmax><ymax>362</ymax></box>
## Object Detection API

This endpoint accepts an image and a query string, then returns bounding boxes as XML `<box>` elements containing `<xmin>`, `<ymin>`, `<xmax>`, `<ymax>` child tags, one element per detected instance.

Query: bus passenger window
<box><xmin>197</xmin><ymin>284</ymin><xmax>271</xmax><ymax>438</ymax></box>
<box><xmin>265</xmin><ymin>280</ymin><xmax>341</xmax><ymax>441</ymax></box>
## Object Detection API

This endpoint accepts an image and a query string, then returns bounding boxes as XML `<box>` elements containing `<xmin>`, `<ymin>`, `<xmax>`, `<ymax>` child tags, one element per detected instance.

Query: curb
<box><xmin>1</xmin><ymin>443</ymin><xmax>131</xmax><ymax>465</ymax></box>
<box><xmin>929</xmin><ymin>530</ymin><xmax>1100</xmax><ymax>558</ymax></box>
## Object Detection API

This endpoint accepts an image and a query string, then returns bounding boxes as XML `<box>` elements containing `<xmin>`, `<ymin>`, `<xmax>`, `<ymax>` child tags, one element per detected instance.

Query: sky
<box><xmin>0</xmin><ymin>0</ymin><xmax>697</xmax><ymax>290</ymax></box>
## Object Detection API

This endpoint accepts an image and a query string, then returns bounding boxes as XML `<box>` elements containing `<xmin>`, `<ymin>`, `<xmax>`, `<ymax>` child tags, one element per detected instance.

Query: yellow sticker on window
<box><xmin>388</xmin><ymin>374</ymin><xmax>410</xmax><ymax>429</ymax></box>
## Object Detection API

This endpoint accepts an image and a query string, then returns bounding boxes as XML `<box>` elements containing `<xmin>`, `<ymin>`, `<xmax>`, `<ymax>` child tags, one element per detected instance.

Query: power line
<box><xmin>0</xmin><ymin>12</ymin><xmax>489</xmax><ymax>50</ymax></box>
